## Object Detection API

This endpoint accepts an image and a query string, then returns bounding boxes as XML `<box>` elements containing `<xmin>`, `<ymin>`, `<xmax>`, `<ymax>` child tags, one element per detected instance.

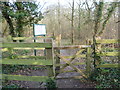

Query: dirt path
<box><xmin>9</xmin><ymin>69</ymin><xmax>95</xmax><ymax>88</ymax></box>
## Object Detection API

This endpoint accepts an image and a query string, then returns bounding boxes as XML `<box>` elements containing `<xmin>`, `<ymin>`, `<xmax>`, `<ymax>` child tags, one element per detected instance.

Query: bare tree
<box><xmin>71</xmin><ymin>0</ymin><xmax>75</xmax><ymax>44</ymax></box>
<box><xmin>58</xmin><ymin>0</ymin><xmax>61</xmax><ymax>34</ymax></box>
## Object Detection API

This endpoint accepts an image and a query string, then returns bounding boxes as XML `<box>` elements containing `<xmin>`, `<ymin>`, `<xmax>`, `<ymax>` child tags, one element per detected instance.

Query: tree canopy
<box><xmin>0</xmin><ymin>1</ymin><xmax>43</xmax><ymax>38</ymax></box>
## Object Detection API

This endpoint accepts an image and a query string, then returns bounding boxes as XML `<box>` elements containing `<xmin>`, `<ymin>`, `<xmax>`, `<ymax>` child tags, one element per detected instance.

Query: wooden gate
<box><xmin>54</xmin><ymin>44</ymin><xmax>92</xmax><ymax>80</ymax></box>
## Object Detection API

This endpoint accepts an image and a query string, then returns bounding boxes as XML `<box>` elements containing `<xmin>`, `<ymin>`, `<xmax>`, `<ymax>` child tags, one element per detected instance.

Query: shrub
<box><xmin>45</xmin><ymin>78</ymin><xmax>57</xmax><ymax>90</ymax></box>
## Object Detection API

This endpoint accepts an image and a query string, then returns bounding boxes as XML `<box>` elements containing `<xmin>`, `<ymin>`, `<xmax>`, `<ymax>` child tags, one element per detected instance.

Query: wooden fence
<box><xmin>1</xmin><ymin>37</ymin><xmax>120</xmax><ymax>82</ymax></box>
<box><xmin>92</xmin><ymin>39</ymin><xmax>120</xmax><ymax>68</ymax></box>
<box><xmin>1</xmin><ymin>37</ymin><xmax>55</xmax><ymax>82</ymax></box>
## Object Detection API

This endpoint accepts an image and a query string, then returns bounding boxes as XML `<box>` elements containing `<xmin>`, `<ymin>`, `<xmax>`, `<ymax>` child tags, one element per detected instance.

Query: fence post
<box><xmin>45</xmin><ymin>38</ymin><xmax>55</xmax><ymax>77</ymax></box>
<box><xmin>55</xmin><ymin>34</ymin><xmax>61</xmax><ymax>76</ymax></box>
<box><xmin>86</xmin><ymin>39</ymin><xmax>92</xmax><ymax>77</ymax></box>
<box><xmin>95</xmin><ymin>38</ymin><xmax>102</xmax><ymax>65</ymax></box>
<box><xmin>55</xmin><ymin>34</ymin><xmax>61</xmax><ymax>46</ymax></box>
<box><xmin>55</xmin><ymin>49</ymin><xmax>60</xmax><ymax>76</ymax></box>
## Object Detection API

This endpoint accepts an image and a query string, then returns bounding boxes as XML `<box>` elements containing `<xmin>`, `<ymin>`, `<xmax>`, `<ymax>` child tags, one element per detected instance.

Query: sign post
<box><xmin>33</xmin><ymin>24</ymin><xmax>46</xmax><ymax>56</ymax></box>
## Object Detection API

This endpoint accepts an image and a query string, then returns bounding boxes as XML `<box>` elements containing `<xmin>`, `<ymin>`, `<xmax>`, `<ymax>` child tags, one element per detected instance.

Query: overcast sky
<box><xmin>38</xmin><ymin>0</ymin><xmax>116</xmax><ymax>6</ymax></box>
<box><xmin>37</xmin><ymin>0</ymin><xmax>116</xmax><ymax>13</ymax></box>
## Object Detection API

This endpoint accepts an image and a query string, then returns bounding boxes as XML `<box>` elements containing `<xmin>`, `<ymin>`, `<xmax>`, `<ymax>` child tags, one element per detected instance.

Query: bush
<box><xmin>45</xmin><ymin>78</ymin><xmax>57</xmax><ymax>90</ymax></box>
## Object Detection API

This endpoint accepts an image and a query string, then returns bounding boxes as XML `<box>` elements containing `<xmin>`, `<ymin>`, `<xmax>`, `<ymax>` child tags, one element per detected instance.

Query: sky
<box><xmin>38</xmin><ymin>0</ymin><xmax>117</xmax><ymax>6</ymax></box>
<box><xmin>37</xmin><ymin>0</ymin><xmax>116</xmax><ymax>13</ymax></box>
<box><xmin>7</xmin><ymin>0</ymin><xmax>118</xmax><ymax>12</ymax></box>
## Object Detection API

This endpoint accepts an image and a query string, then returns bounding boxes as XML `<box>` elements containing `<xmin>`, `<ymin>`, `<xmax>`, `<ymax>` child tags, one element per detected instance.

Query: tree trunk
<box><xmin>71</xmin><ymin>0</ymin><xmax>74</xmax><ymax>44</ymax></box>
<box><xmin>2</xmin><ymin>2</ymin><xmax>16</xmax><ymax>42</ymax></box>
<box><xmin>15</xmin><ymin>2</ymin><xmax>24</xmax><ymax>42</ymax></box>
<box><xmin>58</xmin><ymin>0</ymin><xmax>61</xmax><ymax>46</ymax></box>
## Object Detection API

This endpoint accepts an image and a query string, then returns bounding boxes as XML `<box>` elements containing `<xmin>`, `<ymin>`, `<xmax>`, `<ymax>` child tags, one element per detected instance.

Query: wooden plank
<box><xmin>1</xmin><ymin>59</ymin><xmax>52</xmax><ymax>65</ymax></box>
<box><xmin>102</xmin><ymin>48</ymin><xmax>120</xmax><ymax>51</ymax></box>
<box><xmin>2</xmin><ymin>48</ymin><xmax>9</xmax><ymax>52</ymax></box>
<box><xmin>63</xmin><ymin>55</ymin><xmax>86</xmax><ymax>59</ymax></box>
<box><xmin>55</xmin><ymin>62</ymin><xmax>85</xmax><ymax>67</ymax></box>
<box><xmin>0</xmin><ymin>74</ymin><xmax>53</xmax><ymax>82</ymax></box>
<box><xmin>56</xmin><ymin>76</ymin><xmax>83</xmax><ymax>79</ymax></box>
<box><xmin>97</xmin><ymin>52</ymin><xmax>119</xmax><ymax>56</ymax></box>
<box><xmin>54</xmin><ymin>45</ymin><xmax>91</xmax><ymax>49</ymax></box>
<box><xmin>2</xmin><ymin>43</ymin><xmax>52</xmax><ymax>48</ymax></box>
<box><xmin>56</xmin><ymin>70</ymin><xmax>76</xmax><ymax>73</ymax></box>
<box><xmin>13</xmin><ymin>48</ymin><xmax>45</xmax><ymax>50</ymax></box>
<box><xmin>55</xmin><ymin>34</ymin><xmax>61</xmax><ymax>46</ymax></box>
<box><xmin>86</xmin><ymin>47</ymin><xmax>92</xmax><ymax>76</ymax></box>
<box><xmin>12</xmin><ymin>36</ymin><xmax>51</xmax><ymax>40</ymax></box>
<box><xmin>96</xmin><ymin>64</ymin><xmax>119</xmax><ymax>68</ymax></box>
<box><xmin>17</xmin><ymin>56</ymin><xmax>46</xmax><ymax>59</ymax></box>
<box><xmin>56</xmin><ymin>69</ymin><xmax>85</xmax><ymax>73</ymax></box>
<box><xmin>12</xmin><ymin>37</ymin><xmax>32</xmax><ymax>40</ymax></box>
<box><xmin>55</xmin><ymin>49</ymin><xmax>60</xmax><ymax>76</ymax></box>
<box><xmin>96</xmin><ymin>39</ymin><xmax>120</xmax><ymax>44</ymax></box>
<box><xmin>3</xmin><ymin>56</ymin><xmax>45</xmax><ymax>59</ymax></box>
<box><xmin>45</xmin><ymin>38</ymin><xmax>54</xmax><ymax>77</ymax></box>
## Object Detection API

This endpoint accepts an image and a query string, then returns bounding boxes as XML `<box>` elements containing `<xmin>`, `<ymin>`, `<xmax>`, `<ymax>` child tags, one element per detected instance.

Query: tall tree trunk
<box><xmin>77</xmin><ymin>0</ymin><xmax>81</xmax><ymax>39</ymax></box>
<box><xmin>58</xmin><ymin>0</ymin><xmax>61</xmax><ymax>46</ymax></box>
<box><xmin>93</xmin><ymin>2</ymin><xmax>104</xmax><ymax>67</ymax></box>
<box><xmin>15</xmin><ymin>2</ymin><xmax>24</xmax><ymax>42</ymax></box>
<box><xmin>58</xmin><ymin>0</ymin><xmax>61</xmax><ymax>33</ymax></box>
<box><xmin>71</xmin><ymin>0</ymin><xmax>74</xmax><ymax>44</ymax></box>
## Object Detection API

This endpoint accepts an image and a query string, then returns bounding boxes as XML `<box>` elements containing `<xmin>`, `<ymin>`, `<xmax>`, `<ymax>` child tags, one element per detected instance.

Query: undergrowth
<box><xmin>2</xmin><ymin>65</ymin><xmax>46</xmax><ymax>74</ymax></box>
<box><xmin>45</xmin><ymin>78</ymin><xmax>57</xmax><ymax>90</ymax></box>
<box><xmin>89</xmin><ymin>68</ymin><xmax>120</xmax><ymax>88</ymax></box>
<box><xmin>2</xmin><ymin>84</ymin><xmax>20</xmax><ymax>88</ymax></box>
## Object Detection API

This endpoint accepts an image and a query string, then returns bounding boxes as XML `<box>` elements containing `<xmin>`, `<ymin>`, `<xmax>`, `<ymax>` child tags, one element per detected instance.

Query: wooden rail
<box><xmin>2</xmin><ymin>43</ymin><xmax>52</xmax><ymax>48</ymax></box>
<box><xmin>54</xmin><ymin>45</ymin><xmax>91</xmax><ymax>49</ymax></box>
<box><xmin>96</xmin><ymin>39</ymin><xmax>120</xmax><ymax>43</ymax></box>
<box><xmin>1</xmin><ymin>74</ymin><xmax>53</xmax><ymax>82</ymax></box>
<box><xmin>6</xmin><ymin>36</ymin><xmax>52</xmax><ymax>41</ymax></box>
<box><xmin>96</xmin><ymin>64</ymin><xmax>119</xmax><ymax>68</ymax></box>
<box><xmin>1</xmin><ymin>59</ymin><xmax>53</xmax><ymax>65</ymax></box>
